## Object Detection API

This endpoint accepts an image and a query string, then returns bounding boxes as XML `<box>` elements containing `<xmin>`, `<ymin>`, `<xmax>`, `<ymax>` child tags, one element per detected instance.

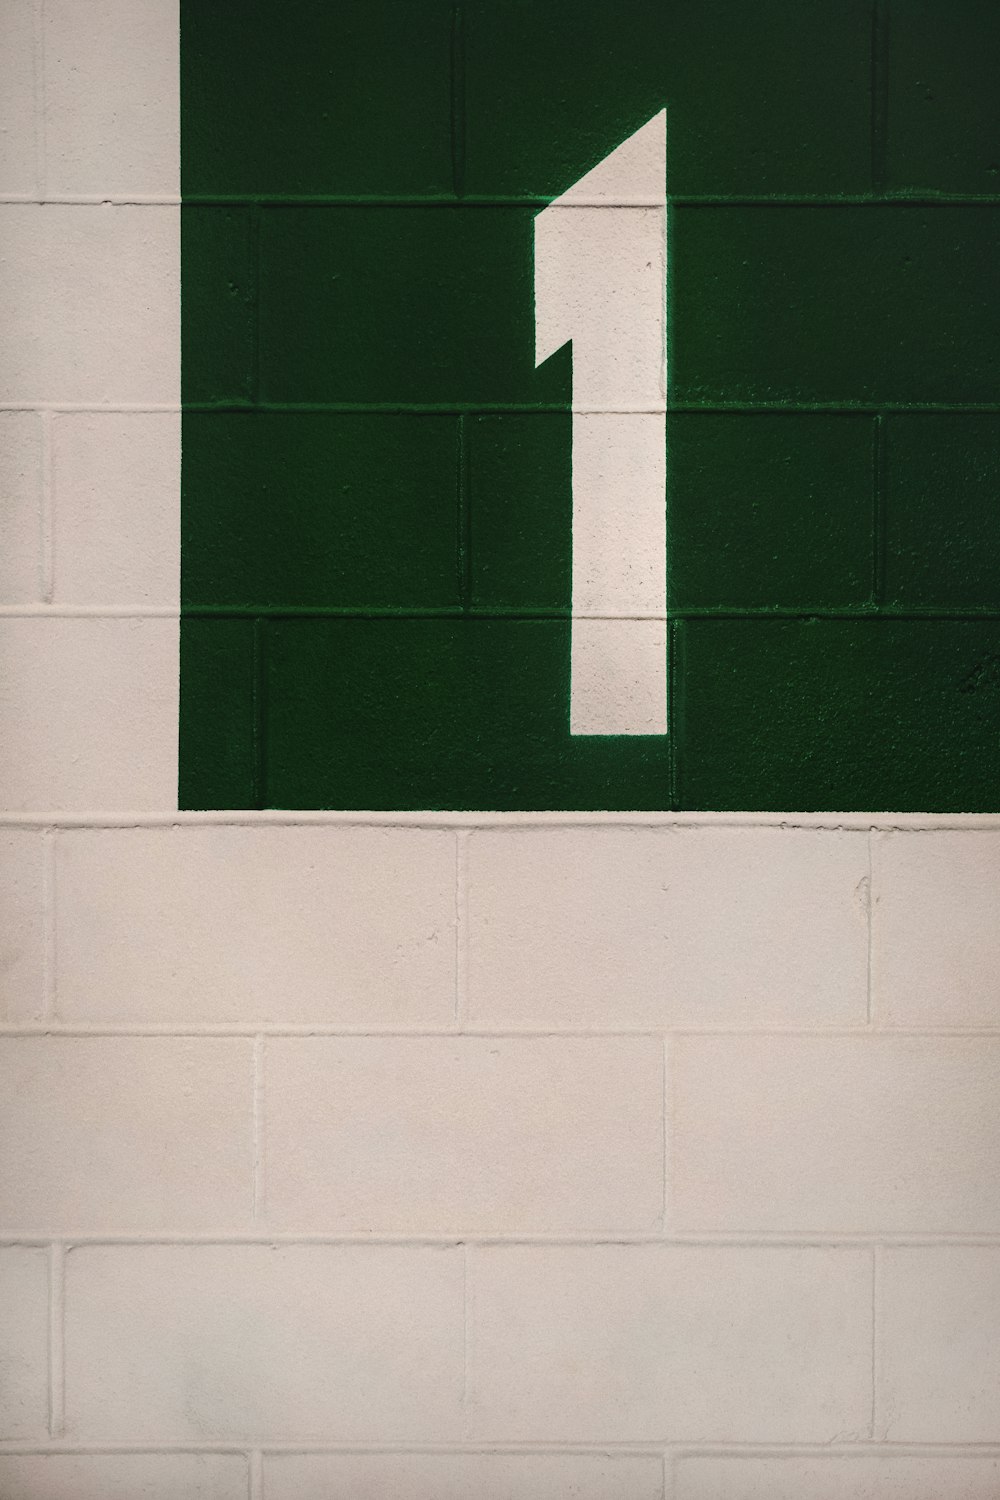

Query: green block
<box><xmin>466</xmin><ymin>410</ymin><xmax>572</xmax><ymax>612</ymax></box>
<box><xmin>182</xmin><ymin>0</ymin><xmax>454</xmax><ymax>198</ymax></box>
<box><xmin>667</xmin><ymin>414</ymin><xmax>874</xmax><ymax>610</ymax></box>
<box><xmin>181</xmin><ymin>208</ymin><xmax>257</xmax><ymax>406</ymax></box>
<box><xmin>673</xmin><ymin>205</ymin><xmax>1000</xmax><ymax>406</ymax></box>
<box><xmin>179</xmin><ymin>618</ymin><xmax>257</xmax><ymax>809</ymax></box>
<box><xmin>462</xmin><ymin>0</ymin><xmax>871</xmax><ymax>198</ymax></box>
<box><xmin>886</xmin><ymin>0</ymin><xmax>1000</xmax><ymax>195</ymax></box>
<box><xmin>257</xmin><ymin>207</ymin><xmax>567</xmax><ymax>407</ymax></box>
<box><xmin>677</xmin><ymin>619</ymin><xmax>1000</xmax><ymax>811</ymax></box>
<box><xmin>182</xmin><ymin>413</ymin><xmax>460</xmax><ymax>609</ymax></box>
<box><xmin>885</xmin><ymin>415</ymin><xmax>1000</xmax><ymax>608</ymax></box>
<box><xmin>263</xmin><ymin>619</ymin><xmax>671</xmax><ymax>810</ymax></box>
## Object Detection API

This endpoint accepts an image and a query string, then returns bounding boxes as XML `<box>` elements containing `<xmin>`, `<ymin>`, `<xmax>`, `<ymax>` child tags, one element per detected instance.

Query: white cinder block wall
<box><xmin>3</xmin><ymin>5</ymin><xmax>1000</xmax><ymax>1499</ymax></box>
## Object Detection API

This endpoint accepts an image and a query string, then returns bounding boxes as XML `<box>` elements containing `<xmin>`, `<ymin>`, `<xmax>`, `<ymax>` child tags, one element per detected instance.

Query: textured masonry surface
<box><xmin>2</xmin><ymin>2</ymin><xmax>1000</xmax><ymax>1497</ymax></box>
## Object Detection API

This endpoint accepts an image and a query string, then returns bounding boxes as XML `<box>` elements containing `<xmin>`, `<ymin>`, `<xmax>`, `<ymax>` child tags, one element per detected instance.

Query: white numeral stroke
<box><xmin>534</xmin><ymin>111</ymin><xmax>667</xmax><ymax>735</ymax></box>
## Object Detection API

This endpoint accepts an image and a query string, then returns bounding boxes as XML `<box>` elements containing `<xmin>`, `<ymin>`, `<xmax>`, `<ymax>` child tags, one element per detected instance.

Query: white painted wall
<box><xmin>2</xmin><ymin>4</ymin><xmax>1000</xmax><ymax>1497</ymax></box>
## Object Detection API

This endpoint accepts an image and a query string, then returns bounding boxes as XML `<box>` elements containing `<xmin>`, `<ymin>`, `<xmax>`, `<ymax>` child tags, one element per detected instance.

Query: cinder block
<box><xmin>671</xmin><ymin>1036</ymin><xmax>1000</xmax><ymax>1233</ymax></box>
<box><xmin>0</xmin><ymin>617</ymin><xmax>178</xmax><ymax>811</ymax></box>
<box><xmin>0</xmin><ymin>412</ymin><xmax>43</xmax><ymax>604</ymax></box>
<box><xmin>0</xmin><ymin>1454</ymin><xmax>248</xmax><ymax>1500</ymax></box>
<box><xmin>0</xmin><ymin>1248</ymin><xmax>49</xmax><ymax>1440</ymax></box>
<box><xmin>675</xmin><ymin>1454</ymin><xmax>1000</xmax><ymax>1500</ymax></box>
<box><xmin>55</xmin><ymin>825</ymin><xmax>456</xmax><ymax>1024</ymax></box>
<box><xmin>0</xmin><ymin>205</ymin><xmax>179</xmax><ymax>404</ymax></box>
<box><xmin>183</xmin><ymin>0</ymin><xmax>453</xmax><ymax>197</ymax></box>
<box><xmin>466</xmin><ymin>826</ymin><xmax>867</xmax><ymax>1029</ymax></box>
<box><xmin>879</xmin><ymin>1247</ymin><xmax>1000</xmax><ymax>1441</ymax></box>
<box><xmin>0</xmin><ymin>0</ymin><xmax>37</xmax><ymax>194</ymax></box>
<box><xmin>0</xmin><ymin>1037</ymin><xmax>252</xmax><ymax>1233</ymax></box>
<box><xmin>43</xmin><ymin>0</ymin><xmax>179</xmax><ymax>197</ymax></box>
<box><xmin>263</xmin><ymin>1453</ymin><xmax>664</xmax><ymax>1500</ymax></box>
<box><xmin>872</xmin><ymin>830</ymin><xmax>1000</xmax><ymax>1028</ymax></box>
<box><xmin>0</xmin><ymin>831</ymin><xmax>45</xmax><ymax>1022</ymax></box>
<box><xmin>264</xmin><ymin>1036</ymin><xmax>663</xmax><ymax>1234</ymax></box>
<box><xmin>51</xmin><ymin>413</ymin><xmax>179</xmax><ymax>606</ymax></box>
<box><xmin>673</xmin><ymin>205</ymin><xmax>1000</xmax><ymax>406</ymax></box>
<box><xmin>64</xmin><ymin>1244</ymin><xmax>463</xmax><ymax>1441</ymax></box>
<box><xmin>884</xmin><ymin>416</ymin><xmax>1000</xmax><ymax>610</ymax></box>
<box><xmin>468</xmin><ymin>1245</ymin><xmax>870</xmax><ymax>1442</ymax></box>
<box><xmin>886</xmin><ymin>0</ymin><xmax>1000</xmax><ymax>195</ymax></box>
<box><xmin>678</xmin><ymin>617</ymin><xmax>1000</xmax><ymax>813</ymax></box>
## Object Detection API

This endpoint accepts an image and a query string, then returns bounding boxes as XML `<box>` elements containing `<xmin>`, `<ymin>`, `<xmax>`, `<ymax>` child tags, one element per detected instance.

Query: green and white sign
<box><xmin>180</xmin><ymin>0</ymin><xmax>1000</xmax><ymax>811</ymax></box>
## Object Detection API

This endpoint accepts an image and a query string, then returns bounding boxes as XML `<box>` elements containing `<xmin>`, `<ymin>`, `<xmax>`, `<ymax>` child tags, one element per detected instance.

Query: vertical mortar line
<box><xmin>667</xmin><ymin>620</ymin><xmax>678</xmax><ymax>809</ymax></box>
<box><xmin>456</xmin><ymin>413</ymin><xmax>471</xmax><ymax>611</ymax></box>
<box><xmin>48</xmin><ymin>1241</ymin><xmax>64</xmax><ymax>1437</ymax></box>
<box><xmin>663</xmin><ymin>1448</ymin><xmax>674</xmax><ymax>1500</ymax></box>
<box><xmin>454</xmin><ymin>829</ymin><xmax>469</xmax><ymax>1028</ymax></box>
<box><xmin>866</xmin><ymin>827</ymin><xmax>875</xmax><ymax>1028</ymax></box>
<box><xmin>870</xmin><ymin>1243</ymin><xmax>881</xmax><ymax>1439</ymax></box>
<box><xmin>870</xmin><ymin>0</ymin><xmax>890</xmax><ymax>196</ymax></box>
<box><xmin>251</xmin><ymin>617</ymin><xmax>268</xmax><ymax>810</ymax></box>
<box><xmin>871</xmin><ymin>413</ymin><xmax>887</xmax><ymax>609</ymax></box>
<box><xmin>461</xmin><ymin>1241</ymin><xmax>471</xmax><ymax>1422</ymax></box>
<box><xmin>248</xmin><ymin>1448</ymin><xmax>264</xmax><ymax>1500</ymax></box>
<box><xmin>40</xmin><ymin>408</ymin><xmax>54</xmax><ymax>602</ymax></box>
<box><xmin>449</xmin><ymin>5</ymin><xmax>466</xmax><ymax>201</ymax></box>
<box><xmin>42</xmin><ymin>825</ymin><xmax>56</xmax><ymax>1020</ymax></box>
<box><xmin>661</xmin><ymin>1034</ymin><xmax>671</xmax><ymax>1235</ymax></box>
<box><xmin>252</xmin><ymin>1035</ymin><xmax>265</xmax><ymax>1222</ymax></box>
<box><xmin>32</xmin><ymin>0</ymin><xmax>46</xmax><ymax>200</ymax></box>
<box><xmin>249</xmin><ymin>203</ymin><xmax>262</xmax><ymax>408</ymax></box>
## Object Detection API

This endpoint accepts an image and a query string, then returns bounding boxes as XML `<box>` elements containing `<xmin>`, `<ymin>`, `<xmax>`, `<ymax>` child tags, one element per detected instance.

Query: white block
<box><xmin>0</xmin><ymin>831</ymin><xmax>45</xmax><ymax>1021</ymax></box>
<box><xmin>468</xmin><ymin>1245</ymin><xmax>870</xmax><ymax>1441</ymax></box>
<box><xmin>570</xmin><ymin>617</ymin><xmax>667</xmax><ymax>735</ymax></box>
<box><xmin>0</xmin><ymin>205</ymin><xmax>179</xmax><ymax>405</ymax></box>
<box><xmin>0</xmin><ymin>1037</ymin><xmax>252</xmax><ymax>1233</ymax></box>
<box><xmin>0</xmin><ymin>617</ymin><xmax>178</xmax><ymax>811</ymax></box>
<box><xmin>879</xmin><ymin>1247</ymin><xmax>1000</xmax><ymax>1441</ymax></box>
<box><xmin>671</xmin><ymin>1035</ymin><xmax>1000</xmax><ymax>1233</ymax></box>
<box><xmin>0</xmin><ymin>411</ymin><xmax>43</xmax><ymax>604</ymax></box>
<box><xmin>675</xmin><ymin>1454</ymin><xmax>1000</xmax><ymax>1500</ymax></box>
<box><xmin>64</xmin><ymin>1244</ymin><xmax>463</xmax><ymax>1441</ymax></box>
<box><xmin>264</xmin><ymin>1036</ymin><xmax>663</xmax><ymax>1234</ymax></box>
<box><xmin>467</xmin><ymin>826</ymin><xmax>868</xmax><ymax>1028</ymax></box>
<box><xmin>534</xmin><ymin>206</ymin><xmax>665</xmax><ymax>408</ymax></box>
<box><xmin>0</xmin><ymin>0</ymin><xmax>37</xmax><ymax>194</ymax></box>
<box><xmin>0</xmin><ymin>1454</ymin><xmax>248</xmax><ymax>1500</ymax></box>
<box><xmin>873</xmin><ymin>830</ymin><xmax>1000</xmax><ymax>1027</ymax></box>
<box><xmin>263</xmin><ymin>1453</ymin><xmax>664</xmax><ymax>1500</ymax></box>
<box><xmin>51</xmin><ymin>412</ymin><xmax>179</xmax><ymax>605</ymax></box>
<box><xmin>56</xmin><ymin>825</ymin><xmax>456</xmax><ymax>1023</ymax></box>
<box><xmin>44</xmin><ymin>0</ymin><xmax>180</xmax><ymax>198</ymax></box>
<box><xmin>0</xmin><ymin>1248</ymin><xmax>48</xmax><ymax>1440</ymax></box>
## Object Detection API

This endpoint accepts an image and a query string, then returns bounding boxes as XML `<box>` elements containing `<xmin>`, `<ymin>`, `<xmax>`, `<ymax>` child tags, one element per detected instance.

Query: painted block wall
<box><xmin>1</xmin><ymin>4</ymin><xmax>1000</xmax><ymax>1499</ymax></box>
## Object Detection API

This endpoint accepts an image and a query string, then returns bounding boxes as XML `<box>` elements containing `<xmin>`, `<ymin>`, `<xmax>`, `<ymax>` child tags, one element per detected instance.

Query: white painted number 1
<box><xmin>534</xmin><ymin>111</ymin><xmax>667</xmax><ymax>735</ymax></box>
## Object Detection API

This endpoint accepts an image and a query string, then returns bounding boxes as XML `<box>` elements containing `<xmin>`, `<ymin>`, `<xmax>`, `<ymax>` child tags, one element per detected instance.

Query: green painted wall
<box><xmin>180</xmin><ymin>0</ymin><xmax>1000</xmax><ymax>810</ymax></box>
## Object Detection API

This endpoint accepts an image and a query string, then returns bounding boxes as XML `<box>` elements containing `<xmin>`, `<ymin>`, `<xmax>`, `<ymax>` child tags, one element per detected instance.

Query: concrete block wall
<box><xmin>2</xmin><ymin>3</ymin><xmax>1000</xmax><ymax>1497</ymax></box>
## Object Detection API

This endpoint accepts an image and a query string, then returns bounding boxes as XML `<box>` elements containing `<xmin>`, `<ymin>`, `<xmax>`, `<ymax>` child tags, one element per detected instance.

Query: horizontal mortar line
<box><xmin>3</xmin><ymin>1025</ymin><xmax>1000</xmax><ymax>1040</ymax></box>
<box><xmin>0</xmin><ymin>604</ymin><xmax>179</xmax><ymax>618</ymax></box>
<box><xmin>111</xmin><ymin>191</ymin><xmax>1000</xmax><ymax>207</ymax></box>
<box><xmin>3</xmin><ymin>812</ymin><xmax>1000</xmax><ymax>831</ymax></box>
<box><xmin>4</xmin><ymin>605</ymin><xmax>1000</xmax><ymax>623</ymax></box>
<box><xmin>5</xmin><ymin>1232</ymin><xmax>1000</xmax><ymax>1248</ymax></box>
<box><xmin>4</xmin><ymin>397</ymin><xmax>1000</xmax><ymax>415</ymax></box>
<box><xmin>181</xmin><ymin>607</ymin><xmax>1000</xmax><ymax>622</ymax></box>
<box><xmin>4</xmin><ymin>1441</ymin><xmax>1000</xmax><ymax>1458</ymax></box>
<box><xmin>181</xmin><ymin>401</ymin><xmax>1000</xmax><ymax>415</ymax></box>
<box><xmin>0</xmin><ymin>403</ymin><xmax>180</xmax><ymax>414</ymax></box>
<box><xmin>0</xmin><ymin>194</ymin><xmax>181</xmax><ymax>205</ymax></box>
